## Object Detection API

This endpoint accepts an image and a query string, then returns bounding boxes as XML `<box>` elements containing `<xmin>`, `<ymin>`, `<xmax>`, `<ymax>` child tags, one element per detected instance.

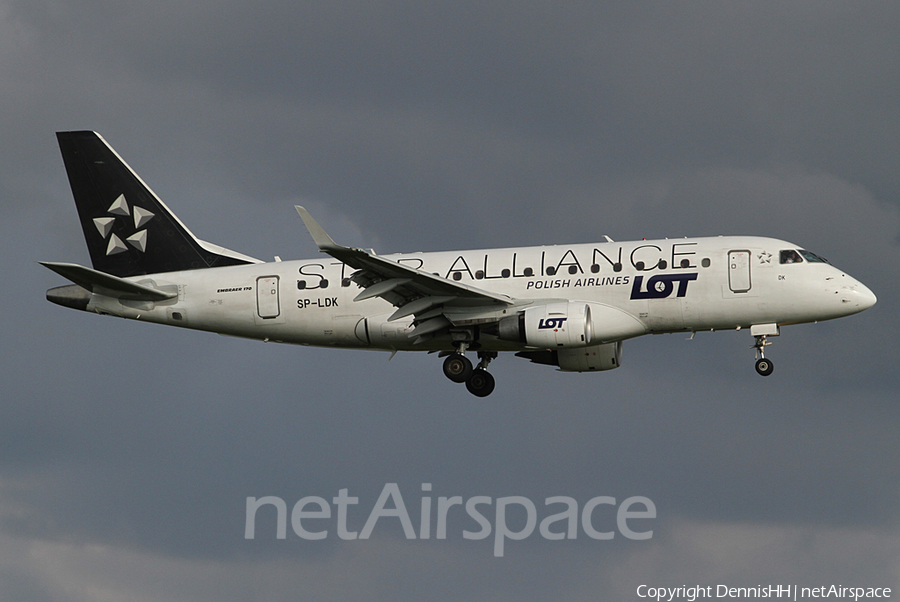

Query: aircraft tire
<box><xmin>755</xmin><ymin>358</ymin><xmax>774</xmax><ymax>376</ymax></box>
<box><xmin>443</xmin><ymin>354</ymin><xmax>473</xmax><ymax>383</ymax></box>
<box><xmin>465</xmin><ymin>368</ymin><xmax>495</xmax><ymax>397</ymax></box>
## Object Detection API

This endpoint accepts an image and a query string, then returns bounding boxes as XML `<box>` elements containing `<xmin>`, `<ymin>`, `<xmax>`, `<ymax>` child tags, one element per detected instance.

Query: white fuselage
<box><xmin>86</xmin><ymin>236</ymin><xmax>876</xmax><ymax>353</ymax></box>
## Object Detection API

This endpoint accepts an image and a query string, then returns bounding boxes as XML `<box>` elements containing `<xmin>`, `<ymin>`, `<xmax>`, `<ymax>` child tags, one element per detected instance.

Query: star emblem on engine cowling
<box><xmin>92</xmin><ymin>194</ymin><xmax>155</xmax><ymax>256</ymax></box>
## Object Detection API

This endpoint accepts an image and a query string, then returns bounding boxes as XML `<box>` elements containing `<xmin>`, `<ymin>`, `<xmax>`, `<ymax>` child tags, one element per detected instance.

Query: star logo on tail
<box><xmin>92</xmin><ymin>194</ymin><xmax>155</xmax><ymax>256</ymax></box>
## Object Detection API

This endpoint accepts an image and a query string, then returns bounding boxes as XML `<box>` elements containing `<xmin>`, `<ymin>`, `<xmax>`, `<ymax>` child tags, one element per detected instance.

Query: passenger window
<box><xmin>779</xmin><ymin>250</ymin><xmax>803</xmax><ymax>264</ymax></box>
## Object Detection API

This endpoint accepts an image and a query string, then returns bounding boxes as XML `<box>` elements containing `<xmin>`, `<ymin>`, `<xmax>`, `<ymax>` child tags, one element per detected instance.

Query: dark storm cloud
<box><xmin>7</xmin><ymin>1</ymin><xmax>899</xmax><ymax>249</ymax></box>
<box><xmin>2</xmin><ymin>1</ymin><xmax>900</xmax><ymax>599</ymax></box>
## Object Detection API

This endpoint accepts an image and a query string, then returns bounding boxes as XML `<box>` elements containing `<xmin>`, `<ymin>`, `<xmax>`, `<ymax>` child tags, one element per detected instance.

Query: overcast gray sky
<box><xmin>2</xmin><ymin>1</ymin><xmax>900</xmax><ymax>600</ymax></box>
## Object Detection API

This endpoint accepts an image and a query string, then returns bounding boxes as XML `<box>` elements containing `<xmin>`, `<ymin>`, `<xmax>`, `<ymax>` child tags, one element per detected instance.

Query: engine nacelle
<box><xmin>498</xmin><ymin>301</ymin><xmax>646</xmax><ymax>348</ymax></box>
<box><xmin>557</xmin><ymin>341</ymin><xmax>622</xmax><ymax>372</ymax></box>
<box><xmin>516</xmin><ymin>341</ymin><xmax>623</xmax><ymax>372</ymax></box>
<box><xmin>498</xmin><ymin>302</ymin><xmax>592</xmax><ymax>348</ymax></box>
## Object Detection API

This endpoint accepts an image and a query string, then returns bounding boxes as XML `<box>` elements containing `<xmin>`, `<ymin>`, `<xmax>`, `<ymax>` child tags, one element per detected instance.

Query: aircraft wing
<box><xmin>296</xmin><ymin>207</ymin><xmax>515</xmax><ymax>341</ymax></box>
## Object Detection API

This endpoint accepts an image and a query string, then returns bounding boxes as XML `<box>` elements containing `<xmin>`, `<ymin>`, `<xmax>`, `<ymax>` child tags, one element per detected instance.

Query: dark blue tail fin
<box><xmin>56</xmin><ymin>131</ymin><xmax>259</xmax><ymax>277</ymax></box>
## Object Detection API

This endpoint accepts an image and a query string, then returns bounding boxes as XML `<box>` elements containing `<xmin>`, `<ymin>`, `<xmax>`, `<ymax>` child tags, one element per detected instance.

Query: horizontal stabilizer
<box><xmin>40</xmin><ymin>262</ymin><xmax>177</xmax><ymax>301</ymax></box>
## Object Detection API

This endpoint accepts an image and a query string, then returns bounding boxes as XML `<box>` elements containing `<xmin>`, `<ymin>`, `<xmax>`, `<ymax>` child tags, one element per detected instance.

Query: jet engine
<box><xmin>498</xmin><ymin>302</ymin><xmax>590</xmax><ymax>348</ymax></box>
<box><xmin>516</xmin><ymin>341</ymin><xmax>623</xmax><ymax>372</ymax></box>
<box><xmin>557</xmin><ymin>341</ymin><xmax>622</xmax><ymax>371</ymax></box>
<box><xmin>498</xmin><ymin>301</ymin><xmax>646</xmax><ymax>348</ymax></box>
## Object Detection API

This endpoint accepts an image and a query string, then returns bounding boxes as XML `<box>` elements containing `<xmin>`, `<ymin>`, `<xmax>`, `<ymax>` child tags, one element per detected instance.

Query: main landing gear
<box><xmin>442</xmin><ymin>344</ymin><xmax>497</xmax><ymax>397</ymax></box>
<box><xmin>753</xmin><ymin>335</ymin><xmax>774</xmax><ymax>376</ymax></box>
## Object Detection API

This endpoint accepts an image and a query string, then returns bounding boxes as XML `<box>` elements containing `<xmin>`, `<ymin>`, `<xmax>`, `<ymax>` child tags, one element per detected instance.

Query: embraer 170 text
<box><xmin>43</xmin><ymin>132</ymin><xmax>877</xmax><ymax>396</ymax></box>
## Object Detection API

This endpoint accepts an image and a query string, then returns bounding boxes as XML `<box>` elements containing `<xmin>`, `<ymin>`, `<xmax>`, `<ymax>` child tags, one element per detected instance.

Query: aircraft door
<box><xmin>256</xmin><ymin>276</ymin><xmax>280</xmax><ymax>318</ymax></box>
<box><xmin>728</xmin><ymin>250</ymin><xmax>751</xmax><ymax>293</ymax></box>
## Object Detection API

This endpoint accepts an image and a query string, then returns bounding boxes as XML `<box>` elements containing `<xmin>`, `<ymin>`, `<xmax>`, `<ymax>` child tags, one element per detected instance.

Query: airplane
<box><xmin>43</xmin><ymin>131</ymin><xmax>877</xmax><ymax>396</ymax></box>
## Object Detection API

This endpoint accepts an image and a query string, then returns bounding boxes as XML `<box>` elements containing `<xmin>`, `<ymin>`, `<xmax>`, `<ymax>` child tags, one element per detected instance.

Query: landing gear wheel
<box><xmin>443</xmin><ymin>354</ymin><xmax>473</xmax><ymax>383</ymax></box>
<box><xmin>752</xmin><ymin>334</ymin><xmax>775</xmax><ymax>377</ymax></box>
<box><xmin>755</xmin><ymin>357</ymin><xmax>774</xmax><ymax>376</ymax></box>
<box><xmin>465</xmin><ymin>368</ymin><xmax>495</xmax><ymax>397</ymax></box>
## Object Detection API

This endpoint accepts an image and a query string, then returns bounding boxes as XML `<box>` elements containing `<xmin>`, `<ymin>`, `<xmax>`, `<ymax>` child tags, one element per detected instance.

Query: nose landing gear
<box><xmin>753</xmin><ymin>335</ymin><xmax>774</xmax><ymax>376</ymax></box>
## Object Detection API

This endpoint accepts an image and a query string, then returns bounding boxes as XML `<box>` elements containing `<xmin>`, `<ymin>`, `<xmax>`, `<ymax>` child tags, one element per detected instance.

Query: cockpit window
<box><xmin>799</xmin><ymin>250</ymin><xmax>827</xmax><ymax>263</ymax></box>
<box><xmin>779</xmin><ymin>249</ymin><xmax>803</xmax><ymax>264</ymax></box>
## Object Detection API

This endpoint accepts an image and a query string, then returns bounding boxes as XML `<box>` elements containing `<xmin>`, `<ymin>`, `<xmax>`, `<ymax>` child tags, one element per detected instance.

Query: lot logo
<box><xmin>538</xmin><ymin>317</ymin><xmax>568</xmax><ymax>329</ymax></box>
<box><xmin>630</xmin><ymin>273</ymin><xmax>698</xmax><ymax>300</ymax></box>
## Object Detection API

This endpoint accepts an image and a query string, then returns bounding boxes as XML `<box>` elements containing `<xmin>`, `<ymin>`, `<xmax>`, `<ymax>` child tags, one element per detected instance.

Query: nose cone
<box><xmin>827</xmin><ymin>272</ymin><xmax>877</xmax><ymax>317</ymax></box>
<box><xmin>856</xmin><ymin>282</ymin><xmax>877</xmax><ymax>311</ymax></box>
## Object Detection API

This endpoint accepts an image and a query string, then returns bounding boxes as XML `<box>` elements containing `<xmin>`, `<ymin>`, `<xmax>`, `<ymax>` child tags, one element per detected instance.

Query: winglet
<box><xmin>295</xmin><ymin>206</ymin><xmax>340</xmax><ymax>251</ymax></box>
